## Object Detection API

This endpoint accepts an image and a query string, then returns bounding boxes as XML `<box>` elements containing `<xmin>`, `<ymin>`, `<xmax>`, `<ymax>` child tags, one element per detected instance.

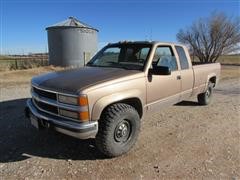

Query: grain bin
<box><xmin>46</xmin><ymin>17</ymin><xmax>98</xmax><ymax>66</ymax></box>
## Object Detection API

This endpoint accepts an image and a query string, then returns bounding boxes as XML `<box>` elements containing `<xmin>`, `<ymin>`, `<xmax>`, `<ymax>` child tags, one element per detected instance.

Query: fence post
<box><xmin>15</xmin><ymin>59</ymin><xmax>18</xmax><ymax>69</ymax></box>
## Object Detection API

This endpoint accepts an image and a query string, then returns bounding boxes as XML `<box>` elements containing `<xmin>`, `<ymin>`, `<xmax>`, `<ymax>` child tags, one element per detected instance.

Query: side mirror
<box><xmin>149</xmin><ymin>66</ymin><xmax>171</xmax><ymax>75</ymax></box>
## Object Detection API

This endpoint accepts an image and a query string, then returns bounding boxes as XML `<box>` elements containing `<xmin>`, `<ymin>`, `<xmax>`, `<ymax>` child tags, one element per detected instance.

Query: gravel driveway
<box><xmin>0</xmin><ymin>77</ymin><xmax>239</xmax><ymax>179</ymax></box>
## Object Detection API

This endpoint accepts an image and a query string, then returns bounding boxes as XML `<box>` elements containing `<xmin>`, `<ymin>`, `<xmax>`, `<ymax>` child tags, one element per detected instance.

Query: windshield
<box><xmin>87</xmin><ymin>44</ymin><xmax>152</xmax><ymax>70</ymax></box>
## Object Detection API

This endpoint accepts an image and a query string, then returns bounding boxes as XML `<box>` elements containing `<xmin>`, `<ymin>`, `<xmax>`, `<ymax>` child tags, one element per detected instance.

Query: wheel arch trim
<box><xmin>91</xmin><ymin>89</ymin><xmax>144</xmax><ymax>121</ymax></box>
<box><xmin>204</xmin><ymin>73</ymin><xmax>217</xmax><ymax>91</ymax></box>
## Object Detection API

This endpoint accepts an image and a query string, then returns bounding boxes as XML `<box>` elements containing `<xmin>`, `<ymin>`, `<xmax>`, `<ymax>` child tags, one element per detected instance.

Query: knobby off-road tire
<box><xmin>198</xmin><ymin>82</ymin><xmax>214</xmax><ymax>105</ymax></box>
<box><xmin>96</xmin><ymin>103</ymin><xmax>140</xmax><ymax>157</ymax></box>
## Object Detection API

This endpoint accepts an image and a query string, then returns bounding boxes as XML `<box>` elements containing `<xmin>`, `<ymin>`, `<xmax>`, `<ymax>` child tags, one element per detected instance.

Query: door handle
<box><xmin>177</xmin><ymin>75</ymin><xmax>181</xmax><ymax>80</ymax></box>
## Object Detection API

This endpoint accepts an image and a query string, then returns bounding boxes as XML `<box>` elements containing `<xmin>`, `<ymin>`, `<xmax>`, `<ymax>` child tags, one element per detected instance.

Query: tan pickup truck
<box><xmin>25</xmin><ymin>41</ymin><xmax>220</xmax><ymax>157</ymax></box>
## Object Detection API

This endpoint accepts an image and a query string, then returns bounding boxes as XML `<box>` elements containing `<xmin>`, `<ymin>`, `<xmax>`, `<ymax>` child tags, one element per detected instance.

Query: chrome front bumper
<box><xmin>25</xmin><ymin>99</ymin><xmax>98</xmax><ymax>139</ymax></box>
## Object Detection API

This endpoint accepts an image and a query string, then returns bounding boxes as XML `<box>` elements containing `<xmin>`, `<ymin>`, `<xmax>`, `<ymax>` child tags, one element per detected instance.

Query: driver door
<box><xmin>146</xmin><ymin>46</ymin><xmax>181</xmax><ymax>112</ymax></box>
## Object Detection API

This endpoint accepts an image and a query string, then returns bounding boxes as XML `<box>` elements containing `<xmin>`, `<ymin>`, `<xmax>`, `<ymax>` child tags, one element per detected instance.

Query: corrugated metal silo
<box><xmin>46</xmin><ymin>17</ymin><xmax>98</xmax><ymax>66</ymax></box>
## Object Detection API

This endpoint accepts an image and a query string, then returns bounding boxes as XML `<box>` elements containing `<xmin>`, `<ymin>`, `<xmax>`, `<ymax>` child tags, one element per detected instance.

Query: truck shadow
<box><xmin>0</xmin><ymin>98</ymin><xmax>106</xmax><ymax>163</ymax></box>
<box><xmin>175</xmin><ymin>100</ymin><xmax>199</xmax><ymax>106</ymax></box>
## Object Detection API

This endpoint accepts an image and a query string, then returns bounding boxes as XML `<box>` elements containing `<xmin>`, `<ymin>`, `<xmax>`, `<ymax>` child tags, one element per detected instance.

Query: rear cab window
<box><xmin>175</xmin><ymin>46</ymin><xmax>189</xmax><ymax>70</ymax></box>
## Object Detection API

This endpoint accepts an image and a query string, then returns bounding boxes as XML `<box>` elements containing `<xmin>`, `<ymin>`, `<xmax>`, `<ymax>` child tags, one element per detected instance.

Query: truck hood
<box><xmin>32</xmin><ymin>67</ymin><xmax>141</xmax><ymax>94</ymax></box>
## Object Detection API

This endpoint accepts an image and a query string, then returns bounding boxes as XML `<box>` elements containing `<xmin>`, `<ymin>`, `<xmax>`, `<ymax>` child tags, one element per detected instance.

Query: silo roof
<box><xmin>46</xmin><ymin>17</ymin><xmax>98</xmax><ymax>31</ymax></box>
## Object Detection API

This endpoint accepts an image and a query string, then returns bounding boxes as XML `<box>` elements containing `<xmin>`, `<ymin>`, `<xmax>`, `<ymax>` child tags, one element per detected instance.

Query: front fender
<box><xmin>91</xmin><ymin>89</ymin><xmax>144</xmax><ymax>121</ymax></box>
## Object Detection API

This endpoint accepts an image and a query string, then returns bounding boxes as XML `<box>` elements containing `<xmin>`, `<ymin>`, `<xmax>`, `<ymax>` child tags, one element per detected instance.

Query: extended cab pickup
<box><xmin>25</xmin><ymin>41</ymin><xmax>221</xmax><ymax>157</ymax></box>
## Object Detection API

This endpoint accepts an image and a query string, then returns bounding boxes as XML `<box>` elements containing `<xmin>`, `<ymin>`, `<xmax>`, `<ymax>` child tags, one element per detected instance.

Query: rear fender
<box><xmin>204</xmin><ymin>73</ymin><xmax>217</xmax><ymax>91</ymax></box>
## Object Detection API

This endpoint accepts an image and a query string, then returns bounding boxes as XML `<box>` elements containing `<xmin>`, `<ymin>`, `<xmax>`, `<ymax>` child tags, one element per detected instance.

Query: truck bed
<box><xmin>192</xmin><ymin>62</ymin><xmax>221</xmax><ymax>95</ymax></box>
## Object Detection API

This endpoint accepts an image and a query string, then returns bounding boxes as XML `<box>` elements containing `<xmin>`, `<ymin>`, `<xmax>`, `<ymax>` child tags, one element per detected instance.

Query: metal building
<box><xmin>46</xmin><ymin>17</ymin><xmax>98</xmax><ymax>66</ymax></box>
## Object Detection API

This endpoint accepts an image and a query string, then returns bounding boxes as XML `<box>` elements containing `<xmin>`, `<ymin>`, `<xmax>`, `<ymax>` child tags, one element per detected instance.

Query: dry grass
<box><xmin>218</xmin><ymin>55</ymin><xmax>240</xmax><ymax>65</ymax></box>
<box><xmin>192</xmin><ymin>55</ymin><xmax>240</xmax><ymax>65</ymax></box>
<box><xmin>0</xmin><ymin>59</ymin><xmax>48</xmax><ymax>71</ymax></box>
<box><xmin>0</xmin><ymin>66</ymin><xmax>64</xmax><ymax>88</ymax></box>
<box><xmin>220</xmin><ymin>65</ymin><xmax>240</xmax><ymax>80</ymax></box>
<box><xmin>0</xmin><ymin>55</ymin><xmax>49</xmax><ymax>70</ymax></box>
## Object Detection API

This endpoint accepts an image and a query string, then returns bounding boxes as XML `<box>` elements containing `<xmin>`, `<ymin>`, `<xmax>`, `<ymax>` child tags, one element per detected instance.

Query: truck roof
<box><xmin>107</xmin><ymin>41</ymin><xmax>184</xmax><ymax>47</ymax></box>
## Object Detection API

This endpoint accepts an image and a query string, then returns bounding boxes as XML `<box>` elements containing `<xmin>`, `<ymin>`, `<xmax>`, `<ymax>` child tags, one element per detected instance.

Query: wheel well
<box><xmin>101</xmin><ymin>98</ymin><xmax>143</xmax><ymax>119</ymax></box>
<box><xmin>209</xmin><ymin>76</ymin><xmax>216</xmax><ymax>87</ymax></box>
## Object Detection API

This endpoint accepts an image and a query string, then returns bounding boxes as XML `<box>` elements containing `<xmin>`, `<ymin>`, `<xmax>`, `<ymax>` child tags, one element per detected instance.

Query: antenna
<box><xmin>150</xmin><ymin>28</ymin><xmax>152</xmax><ymax>41</ymax></box>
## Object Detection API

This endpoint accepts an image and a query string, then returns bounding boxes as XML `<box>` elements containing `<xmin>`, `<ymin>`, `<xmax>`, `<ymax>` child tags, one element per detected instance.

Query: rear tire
<box><xmin>198</xmin><ymin>82</ymin><xmax>214</xmax><ymax>105</ymax></box>
<box><xmin>96</xmin><ymin>103</ymin><xmax>140</xmax><ymax>157</ymax></box>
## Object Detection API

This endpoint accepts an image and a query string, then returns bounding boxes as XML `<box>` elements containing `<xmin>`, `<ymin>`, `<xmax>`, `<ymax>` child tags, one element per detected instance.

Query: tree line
<box><xmin>177</xmin><ymin>12</ymin><xmax>240</xmax><ymax>63</ymax></box>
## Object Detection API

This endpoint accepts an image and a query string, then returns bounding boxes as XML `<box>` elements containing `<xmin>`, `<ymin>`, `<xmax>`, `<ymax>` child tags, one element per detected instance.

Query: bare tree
<box><xmin>177</xmin><ymin>12</ymin><xmax>240</xmax><ymax>63</ymax></box>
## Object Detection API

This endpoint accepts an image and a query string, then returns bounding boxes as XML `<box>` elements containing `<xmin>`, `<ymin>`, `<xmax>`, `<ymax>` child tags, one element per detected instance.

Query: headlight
<box><xmin>58</xmin><ymin>94</ymin><xmax>88</xmax><ymax>106</ymax></box>
<box><xmin>58</xmin><ymin>94</ymin><xmax>89</xmax><ymax>121</ymax></box>
<box><xmin>58</xmin><ymin>94</ymin><xmax>78</xmax><ymax>105</ymax></box>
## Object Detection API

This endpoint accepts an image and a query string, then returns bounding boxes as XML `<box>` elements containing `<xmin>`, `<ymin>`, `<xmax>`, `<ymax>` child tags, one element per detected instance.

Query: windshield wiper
<box><xmin>86</xmin><ymin>64</ymin><xmax>103</xmax><ymax>67</ymax></box>
<box><xmin>116</xmin><ymin>66</ymin><xmax>132</xmax><ymax>70</ymax></box>
<box><xmin>86</xmin><ymin>64</ymin><xmax>138</xmax><ymax>70</ymax></box>
<box><xmin>86</xmin><ymin>64</ymin><xmax>118</xmax><ymax>68</ymax></box>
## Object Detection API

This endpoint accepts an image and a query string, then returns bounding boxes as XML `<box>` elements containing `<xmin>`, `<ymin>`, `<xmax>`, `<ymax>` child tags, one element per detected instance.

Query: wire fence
<box><xmin>0</xmin><ymin>58</ymin><xmax>49</xmax><ymax>70</ymax></box>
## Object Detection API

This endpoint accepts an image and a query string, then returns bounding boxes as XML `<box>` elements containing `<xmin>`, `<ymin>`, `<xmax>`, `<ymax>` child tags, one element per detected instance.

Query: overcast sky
<box><xmin>0</xmin><ymin>0</ymin><xmax>239</xmax><ymax>54</ymax></box>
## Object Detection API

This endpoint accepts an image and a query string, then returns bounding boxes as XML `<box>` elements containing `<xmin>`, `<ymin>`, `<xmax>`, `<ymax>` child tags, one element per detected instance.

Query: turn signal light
<box><xmin>78</xmin><ymin>96</ymin><xmax>88</xmax><ymax>106</ymax></box>
<box><xmin>79</xmin><ymin>111</ymin><xmax>89</xmax><ymax>121</ymax></box>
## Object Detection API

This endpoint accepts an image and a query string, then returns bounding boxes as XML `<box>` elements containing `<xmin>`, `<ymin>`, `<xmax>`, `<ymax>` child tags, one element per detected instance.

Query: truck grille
<box><xmin>33</xmin><ymin>99</ymin><xmax>58</xmax><ymax>114</ymax></box>
<box><xmin>32</xmin><ymin>86</ymin><xmax>59</xmax><ymax>116</ymax></box>
<box><xmin>33</xmin><ymin>87</ymin><xmax>57</xmax><ymax>100</ymax></box>
<box><xmin>31</xmin><ymin>85</ymin><xmax>81</xmax><ymax>121</ymax></box>
<box><xmin>31</xmin><ymin>85</ymin><xmax>85</xmax><ymax>122</ymax></box>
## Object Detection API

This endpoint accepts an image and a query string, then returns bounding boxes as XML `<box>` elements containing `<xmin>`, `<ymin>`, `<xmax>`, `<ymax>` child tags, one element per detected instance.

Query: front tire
<box><xmin>96</xmin><ymin>103</ymin><xmax>140</xmax><ymax>157</ymax></box>
<box><xmin>198</xmin><ymin>82</ymin><xmax>214</xmax><ymax>105</ymax></box>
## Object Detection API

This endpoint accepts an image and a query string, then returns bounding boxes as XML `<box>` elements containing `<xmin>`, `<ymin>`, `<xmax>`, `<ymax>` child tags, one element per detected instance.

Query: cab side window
<box><xmin>152</xmin><ymin>46</ymin><xmax>178</xmax><ymax>71</ymax></box>
<box><xmin>175</xmin><ymin>46</ymin><xmax>189</xmax><ymax>70</ymax></box>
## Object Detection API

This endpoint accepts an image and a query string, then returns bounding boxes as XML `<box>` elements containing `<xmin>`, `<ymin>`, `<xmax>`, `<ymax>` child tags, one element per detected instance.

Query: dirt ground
<box><xmin>0</xmin><ymin>65</ymin><xmax>239</xmax><ymax>179</ymax></box>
